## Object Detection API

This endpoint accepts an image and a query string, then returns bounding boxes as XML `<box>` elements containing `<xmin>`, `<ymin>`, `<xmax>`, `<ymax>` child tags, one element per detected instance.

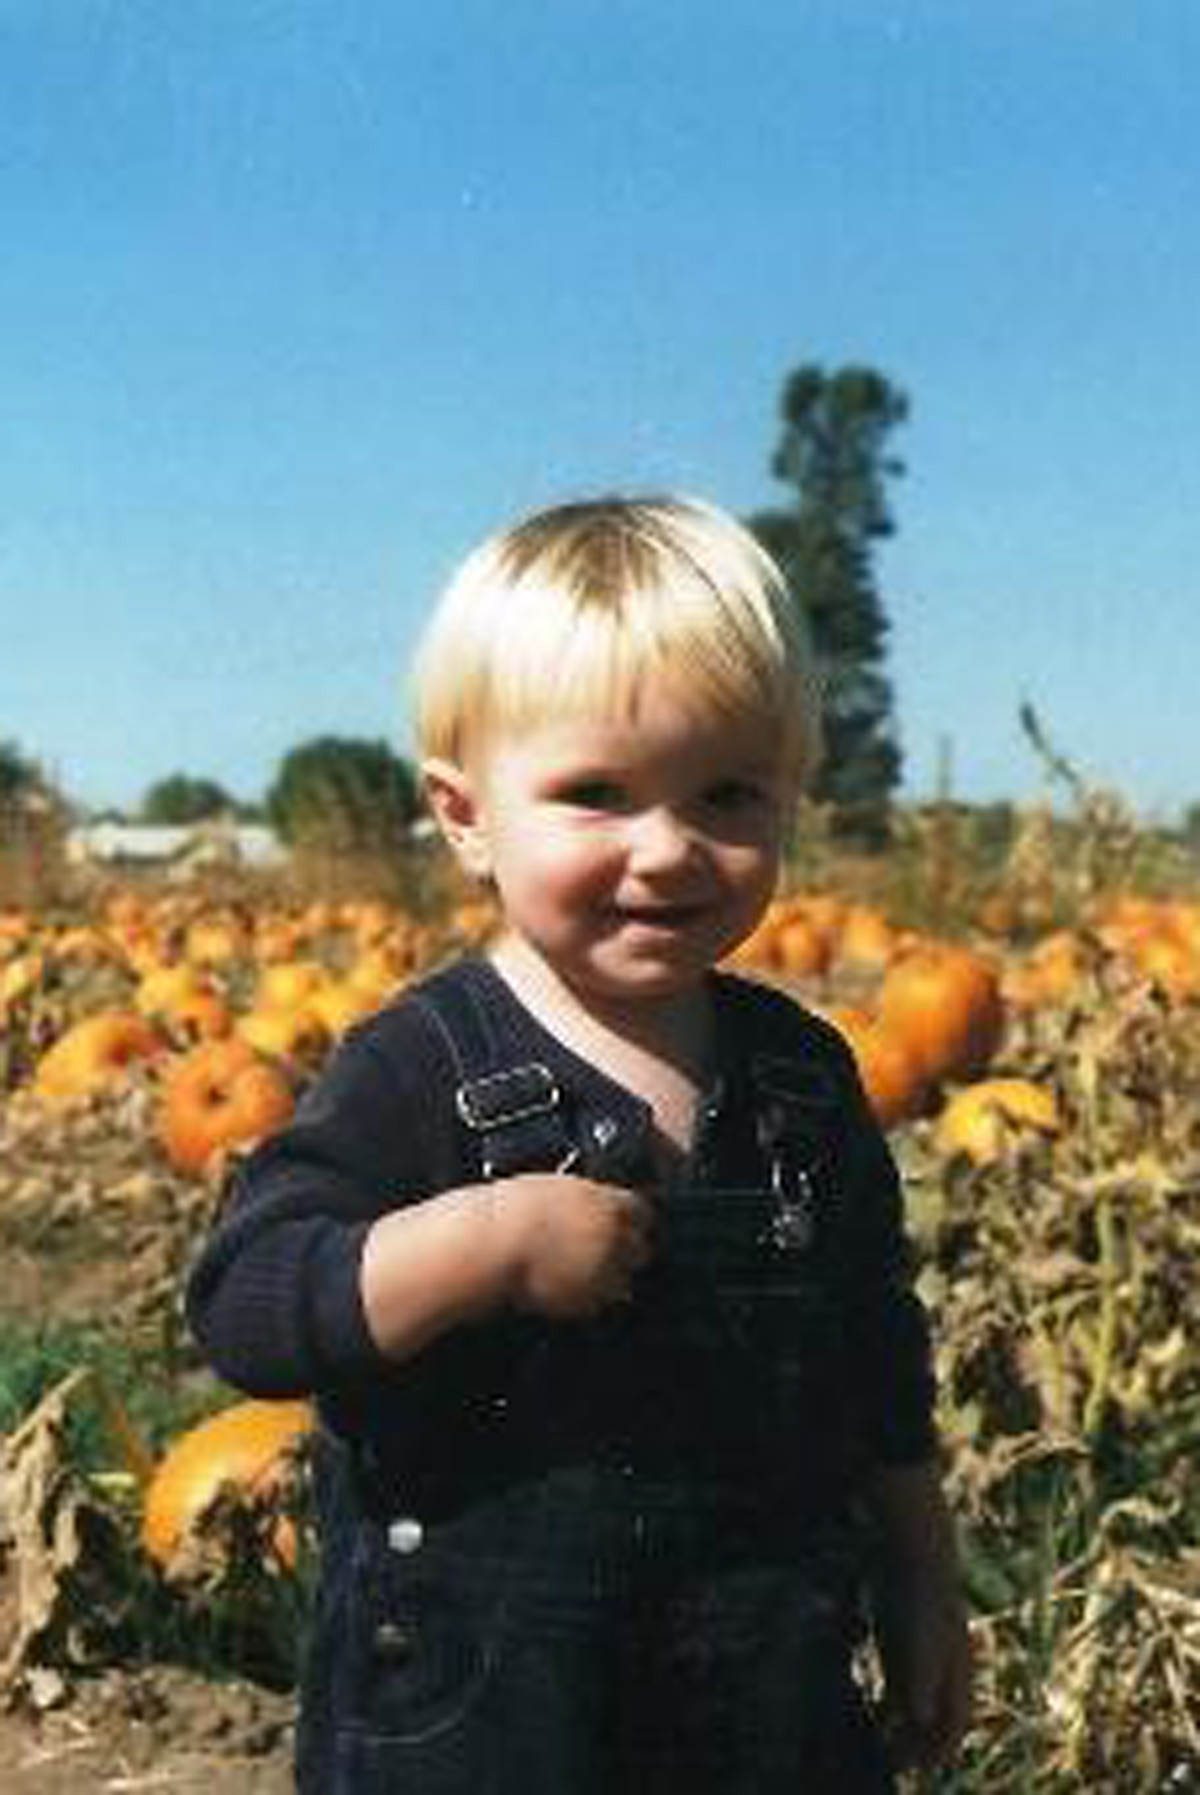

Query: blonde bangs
<box><xmin>412</xmin><ymin>496</ymin><xmax>823</xmax><ymax>784</ymax></box>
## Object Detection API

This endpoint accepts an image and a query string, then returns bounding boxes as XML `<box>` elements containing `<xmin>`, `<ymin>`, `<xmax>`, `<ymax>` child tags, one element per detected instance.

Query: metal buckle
<box><xmin>456</xmin><ymin>1062</ymin><xmax>560</xmax><ymax>1131</ymax></box>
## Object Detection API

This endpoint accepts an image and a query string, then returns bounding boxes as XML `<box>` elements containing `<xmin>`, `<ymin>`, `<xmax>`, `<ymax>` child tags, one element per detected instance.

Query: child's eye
<box><xmin>703</xmin><ymin>778</ymin><xmax>770</xmax><ymax>812</ymax></box>
<box><xmin>557</xmin><ymin>779</ymin><xmax>629</xmax><ymax>812</ymax></box>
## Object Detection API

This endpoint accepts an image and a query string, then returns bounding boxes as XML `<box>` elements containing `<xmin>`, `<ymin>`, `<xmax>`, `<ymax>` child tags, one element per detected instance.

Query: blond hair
<box><xmin>412</xmin><ymin>495</ymin><xmax>822</xmax><ymax>786</ymax></box>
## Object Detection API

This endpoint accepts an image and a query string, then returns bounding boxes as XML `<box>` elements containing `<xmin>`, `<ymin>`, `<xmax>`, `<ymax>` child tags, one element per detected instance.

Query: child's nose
<box><xmin>627</xmin><ymin>807</ymin><xmax>696</xmax><ymax>869</ymax></box>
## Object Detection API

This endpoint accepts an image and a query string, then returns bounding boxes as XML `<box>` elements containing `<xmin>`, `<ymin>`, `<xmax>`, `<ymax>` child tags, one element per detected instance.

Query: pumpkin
<box><xmin>0</xmin><ymin>951</ymin><xmax>45</xmax><ymax>1010</ymax></box>
<box><xmin>1003</xmin><ymin>930</ymin><xmax>1086</xmax><ymax>1010</ymax></box>
<box><xmin>255</xmin><ymin>959</ymin><xmax>328</xmax><ymax>1011</ymax></box>
<box><xmin>307</xmin><ymin>978</ymin><xmax>382</xmax><ymax>1037</ymax></box>
<box><xmin>141</xmin><ymin>1399</ymin><xmax>313</xmax><ymax>1570</ymax></box>
<box><xmin>774</xmin><ymin>914</ymin><xmax>831</xmax><ymax>978</ymax></box>
<box><xmin>136</xmin><ymin>964</ymin><xmax>233</xmax><ymax>1040</ymax></box>
<box><xmin>184</xmin><ymin>916</ymin><xmax>250</xmax><ymax>967</ymax></box>
<box><xmin>237</xmin><ymin>1003</ymin><xmax>330</xmax><ymax>1060</ymax></box>
<box><xmin>834</xmin><ymin>904</ymin><xmax>900</xmax><ymax>972</ymax></box>
<box><xmin>934</xmin><ymin>1077</ymin><xmax>1061</xmax><ymax>1165</ymax></box>
<box><xmin>33</xmin><ymin>1011</ymin><xmax>163</xmax><ymax>1103</ymax></box>
<box><xmin>789</xmin><ymin>891</ymin><xmax>848</xmax><ymax>948</ymax></box>
<box><xmin>160</xmin><ymin>1037</ymin><xmax>295</xmax><ymax>1175</ymax></box>
<box><xmin>1127</xmin><ymin>930</ymin><xmax>1200</xmax><ymax>1000</ymax></box>
<box><xmin>813</xmin><ymin>1003</ymin><xmax>930</xmax><ymax>1129</ymax></box>
<box><xmin>877</xmin><ymin>943</ymin><xmax>1005</xmax><ymax>1086</ymax></box>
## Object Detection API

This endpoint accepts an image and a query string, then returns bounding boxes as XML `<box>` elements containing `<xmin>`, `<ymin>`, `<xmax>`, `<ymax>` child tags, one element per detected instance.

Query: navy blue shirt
<box><xmin>187</xmin><ymin>957</ymin><xmax>937</xmax><ymax>1514</ymax></box>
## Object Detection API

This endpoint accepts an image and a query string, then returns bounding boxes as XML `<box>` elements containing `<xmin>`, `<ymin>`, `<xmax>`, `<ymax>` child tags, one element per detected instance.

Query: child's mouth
<box><xmin>615</xmin><ymin>904</ymin><xmax>706</xmax><ymax>929</ymax></box>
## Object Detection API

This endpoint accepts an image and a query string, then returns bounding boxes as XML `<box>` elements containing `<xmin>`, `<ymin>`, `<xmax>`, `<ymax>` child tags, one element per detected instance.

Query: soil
<box><xmin>0</xmin><ymin>1669</ymin><xmax>294</xmax><ymax>1792</ymax></box>
<box><xmin>0</xmin><ymin>1082</ymin><xmax>299</xmax><ymax>1791</ymax></box>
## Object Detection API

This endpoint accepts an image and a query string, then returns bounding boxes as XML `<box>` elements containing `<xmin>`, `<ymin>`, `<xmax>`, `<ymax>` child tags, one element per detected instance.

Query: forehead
<box><xmin>484</xmin><ymin>685</ymin><xmax>779</xmax><ymax>773</ymax></box>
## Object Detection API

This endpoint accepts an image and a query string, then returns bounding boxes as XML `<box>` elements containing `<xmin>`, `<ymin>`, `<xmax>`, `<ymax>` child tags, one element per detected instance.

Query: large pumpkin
<box><xmin>159</xmin><ymin>1038</ymin><xmax>295</xmax><ymax>1175</ymax></box>
<box><xmin>877</xmin><ymin>943</ymin><xmax>1004</xmax><ymax>1086</ymax></box>
<box><xmin>813</xmin><ymin>1003</ymin><xmax>930</xmax><ymax>1129</ymax></box>
<box><xmin>141</xmin><ymin>1399</ymin><xmax>313</xmax><ymax>1570</ymax></box>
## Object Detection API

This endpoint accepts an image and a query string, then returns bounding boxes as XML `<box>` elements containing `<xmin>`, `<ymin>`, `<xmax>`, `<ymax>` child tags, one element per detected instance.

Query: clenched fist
<box><xmin>493</xmin><ymin>1173</ymin><xmax>656</xmax><ymax>1319</ymax></box>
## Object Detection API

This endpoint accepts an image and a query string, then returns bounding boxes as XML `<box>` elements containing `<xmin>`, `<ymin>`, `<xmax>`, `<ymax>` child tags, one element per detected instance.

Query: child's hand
<box><xmin>494</xmin><ymin>1173</ymin><xmax>655</xmax><ymax>1319</ymax></box>
<box><xmin>874</xmin><ymin>1563</ymin><xmax>973</xmax><ymax>1772</ymax></box>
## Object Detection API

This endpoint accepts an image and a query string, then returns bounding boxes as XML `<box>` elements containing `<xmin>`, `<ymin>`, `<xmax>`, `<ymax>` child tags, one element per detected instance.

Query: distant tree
<box><xmin>267</xmin><ymin>736</ymin><xmax>420</xmax><ymax>854</ymax></box>
<box><xmin>0</xmin><ymin>740</ymin><xmax>47</xmax><ymax>805</ymax></box>
<box><xmin>748</xmin><ymin>363</ymin><xmax>907</xmax><ymax>842</ymax></box>
<box><xmin>141</xmin><ymin>773</ymin><xmax>234</xmax><ymax>825</ymax></box>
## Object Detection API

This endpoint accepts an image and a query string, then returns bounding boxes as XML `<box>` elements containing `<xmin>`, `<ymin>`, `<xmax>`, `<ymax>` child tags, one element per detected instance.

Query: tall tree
<box><xmin>748</xmin><ymin>363</ymin><xmax>907</xmax><ymax>839</ymax></box>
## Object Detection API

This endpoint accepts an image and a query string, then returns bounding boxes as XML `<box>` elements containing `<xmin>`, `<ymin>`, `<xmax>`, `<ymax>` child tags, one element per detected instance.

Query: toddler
<box><xmin>188</xmin><ymin>495</ymin><xmax>971</xmax><ymax>1792</ymax></box>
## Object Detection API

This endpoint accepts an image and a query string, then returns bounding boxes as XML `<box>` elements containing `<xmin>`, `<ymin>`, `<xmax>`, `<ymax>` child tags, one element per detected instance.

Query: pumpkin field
<box><xmin>1</xmin><ymin>829</ymin><xmax>1198</xmax><ymax>1791</ymax></box>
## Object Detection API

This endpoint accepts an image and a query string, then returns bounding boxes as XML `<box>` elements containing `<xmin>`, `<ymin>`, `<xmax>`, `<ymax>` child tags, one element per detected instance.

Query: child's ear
<box><xmin>421</xmin><ymin>759</ymin><xmax>492</xmax><ymax>880</ymax></box>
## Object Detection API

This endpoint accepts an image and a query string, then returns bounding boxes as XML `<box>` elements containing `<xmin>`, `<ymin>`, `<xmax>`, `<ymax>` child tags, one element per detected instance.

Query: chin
<box><xmin>577</xmin><ymin>958</ymin><xmax>708</xmax><ymax>1004</ymax></box>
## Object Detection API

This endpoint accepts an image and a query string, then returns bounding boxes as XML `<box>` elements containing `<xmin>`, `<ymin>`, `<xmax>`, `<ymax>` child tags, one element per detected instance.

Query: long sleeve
<box><xmin>186</xmin><ymin>1000</ymin><xmax>455</xmax><ymax>1399</ymax></box>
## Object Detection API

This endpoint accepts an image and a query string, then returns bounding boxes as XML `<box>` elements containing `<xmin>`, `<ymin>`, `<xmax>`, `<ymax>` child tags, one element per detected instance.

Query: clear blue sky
<box><xmin>3</xmin><ymin>1</ymin><xmax>1198</xmax><ymax>821</ymax></box>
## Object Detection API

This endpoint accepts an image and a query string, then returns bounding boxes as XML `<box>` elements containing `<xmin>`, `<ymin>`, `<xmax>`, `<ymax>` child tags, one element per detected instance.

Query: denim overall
<box><xmin>297</xmin><ymin>969</ymin><xmax>895</xmax><ymax>1794</ymax></box>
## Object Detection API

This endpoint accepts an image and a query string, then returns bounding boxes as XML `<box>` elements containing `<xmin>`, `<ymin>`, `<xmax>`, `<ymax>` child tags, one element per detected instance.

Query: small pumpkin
<box><xmin>141</xmin><ymin>1398</ymin><xmax>313</xmax><ymax>1571</ymax></box>
<box><xmin>160</xmin><ymin>1037</ymin><xmax>295</xmax><ymax>1175</ymax></box>
<box><xmin>136</xmin><ymin>964</ymin><xmax>233</xmax><ymax>1040</ymax></box>
<box><xmin>934</xmin><ymin>1077</ymin><xmax>1061</xmax><ymax>1166</ymax></box>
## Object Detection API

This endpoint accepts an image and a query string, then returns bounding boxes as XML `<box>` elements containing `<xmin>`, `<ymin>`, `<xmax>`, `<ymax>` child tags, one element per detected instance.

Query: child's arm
<box><xmin>360</xmin><ymin>1171</ymin><xmax>654</xmax><ymax>1360</ymax></box>
<box><xmin>865</xmin><ymin>1456</ymin><xmax>973</xmax><ymax>1772</ymax></box>
<box><xmin>188</xmin><ymin>1003</ymin><xmax>651</xmax><ymax>1400</ymax></box>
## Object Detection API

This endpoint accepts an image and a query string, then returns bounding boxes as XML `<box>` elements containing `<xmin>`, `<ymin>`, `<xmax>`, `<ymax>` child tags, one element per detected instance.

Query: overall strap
<box><xmin>747</xmin><ymin>1049</ymin><xmax>846</xmax><ymax>1254</ymax></box>
<box><xmin>409</xmin><ymin>964</ymin><xmax>578</xmax><ymax>1179</ymax></box>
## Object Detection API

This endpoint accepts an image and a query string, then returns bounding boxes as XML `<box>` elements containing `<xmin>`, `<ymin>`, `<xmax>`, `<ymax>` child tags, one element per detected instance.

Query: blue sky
<box><xmin>3</xmin><ymin>1</ymin><xmax>1198</xmax><ymax>820</ymax></box>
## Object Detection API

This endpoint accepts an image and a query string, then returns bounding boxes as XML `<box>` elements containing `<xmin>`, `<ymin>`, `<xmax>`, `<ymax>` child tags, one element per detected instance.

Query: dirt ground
<box><xmin>0</xmin><ymin>1670</ymin><xmax>294</xmax><ymax>1792</ymax></box>
<box><xmin>0</xmin><ymin>1086</ymin><xmax>299</xmax><ymax>1791</ymax></box>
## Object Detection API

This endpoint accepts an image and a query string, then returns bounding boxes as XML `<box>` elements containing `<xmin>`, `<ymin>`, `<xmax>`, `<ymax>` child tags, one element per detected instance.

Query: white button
<box><xmin>388</xmin><ymin>1516</ymin><xmax>424</xmax><ymax>1554</ymax></box>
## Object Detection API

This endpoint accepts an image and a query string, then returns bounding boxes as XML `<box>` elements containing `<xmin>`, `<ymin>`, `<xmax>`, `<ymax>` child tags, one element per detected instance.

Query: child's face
<box><xmin>433</xmin><ymin>683</ymin><xmax>787</xmax><ymax>1008</ymax></box>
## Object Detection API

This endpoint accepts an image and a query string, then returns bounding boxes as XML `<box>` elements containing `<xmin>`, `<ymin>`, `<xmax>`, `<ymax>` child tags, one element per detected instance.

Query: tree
<box><xmin>141</xmin><ymin>774</ymin><xmax>235</xmax><ymax>825</ymax></box>
<box><xmin>748</xmin><ymin>363</ymin><xmax>907</xmax><ymax>840</ymax></box>
<box><xmin>266</xmin><ymin>736</ymin><xmax>420</xmax><ymax>854</ymax></box>
<box><xmin>0</xmin><ymin>740</ymin><xmax>47</xmax><ymax>806</ymax></box>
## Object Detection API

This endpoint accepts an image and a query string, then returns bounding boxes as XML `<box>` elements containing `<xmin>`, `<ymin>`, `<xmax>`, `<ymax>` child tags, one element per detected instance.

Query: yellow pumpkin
<box><xmin>33</xmin><ymin>1012</ymin><xmax>163</xmax><ymax>1103</ymax></box>
<box><xmin>934</xmin><ymin>1077</ymin><xmax>1061</xmax><ymax>1166</ymax></box>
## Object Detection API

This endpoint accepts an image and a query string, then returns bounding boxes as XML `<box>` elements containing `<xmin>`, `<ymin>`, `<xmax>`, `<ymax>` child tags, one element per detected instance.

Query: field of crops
<box><xmin>1</xmin><ymin>860</ymin><xmax>1197</xmax><ymax>1791</ymax></box>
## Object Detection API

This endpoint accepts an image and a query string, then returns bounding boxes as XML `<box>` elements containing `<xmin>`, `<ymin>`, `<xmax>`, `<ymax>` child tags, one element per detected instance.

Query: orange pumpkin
<box><xmin>1003</xmin><ymin>930</ymin><xmax>1087</xmax><ymax>1010</ymax></box>
<box><xmin>774</xmin><ymin>914</ymin><xmax>831</xmax><ymax>979</ymax></box>
<box><xmin>877</xmin><ymin>943</ymin><xmax>1005</xmax><ymax>1086</ymax></box>
<box><xmin>834</xmin><ymin>904</ymin><xmax>899</xmax><ymax>972</ymax></box>
<box><xmin>1127</xmin><ymin>930</ymin><xmax>1200</xmax><ymax>1000</ymax></box>
<box><xmin>33</xmin><ymin>1011</ymin><xmax>163</xmax><ymax>1102</ymax></box>
<box><xmin>159</xmin><ymin>1037</ymin><xmax>295</xmax><ymax>1176</ymax></box>
<box><xmin>141</xmin><ymin>1399</ymin><xmax>313</xmax><ymax>1570</ymax></box>
<box><xmin>813</xmin><ymin>1003</ymin><xmax>930</xmax><ymax>1129</ymax></box>
<box><xmin>934</xmin><ymin>1077</ymin><xmax>1061</xmax><ymax>1165</ymax></box>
